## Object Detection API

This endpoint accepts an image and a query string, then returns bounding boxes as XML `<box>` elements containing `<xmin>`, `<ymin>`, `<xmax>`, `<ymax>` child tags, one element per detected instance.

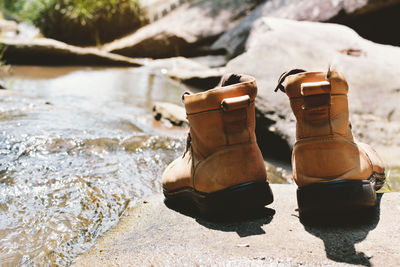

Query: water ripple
<box><xmin>0</xmin><ymin>133</ymin><xmax>184</xmax><ymax>266</ymax></box>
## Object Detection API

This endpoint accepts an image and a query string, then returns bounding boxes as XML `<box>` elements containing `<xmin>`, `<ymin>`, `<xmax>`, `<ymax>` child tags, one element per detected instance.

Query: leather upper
<box><xmin>285</xmin><ymin>70</ymin><xmax>385</xmax><ymax>187</ymax></box>
<box><xmin>162</xmin><ymin>74</ymin><xmax>267</xmax><ymax>193</ymax></box>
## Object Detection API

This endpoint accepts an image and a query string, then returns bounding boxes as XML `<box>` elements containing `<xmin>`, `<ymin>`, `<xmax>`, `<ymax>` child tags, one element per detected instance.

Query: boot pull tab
<box><xmin>221</xmin><ymin>95</ymin><xmax>250</xmax><ymax>111</ymax></box>
<box><xmin>301</xmin><ymin>81</ymin><xmax>331</xmax><ymax>110</ymax></box>
<box><xmin>301</xmin><ymin>81</ymin><xmax>331</xmax><ymax>123</ymax></box>
<box><xmin>301</xmin><ymin>81</ymin><xmax>331</xmax><ymax>96</ymax></box>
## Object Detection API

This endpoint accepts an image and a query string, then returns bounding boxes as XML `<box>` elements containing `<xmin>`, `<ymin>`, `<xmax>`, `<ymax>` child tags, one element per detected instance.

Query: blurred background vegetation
<box><xmin>0</xmin><ymin>0</ymin><xmax>148</xmax><ymax>45</ymax></box>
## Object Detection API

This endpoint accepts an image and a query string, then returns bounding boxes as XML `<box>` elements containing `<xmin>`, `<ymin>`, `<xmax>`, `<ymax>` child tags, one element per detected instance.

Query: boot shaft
<box><xmin>279</xmin><ymin>69</ymin><xmax>385</xmax><ymax>187</ymax></box>
<box><xmin>285</xmin><ymin>70</ymin><xmax>353</xmax><ymax>141</ymax></box>
<box><xmin>183</xmin><ymin>74</ymin><xmax>258</xmax><ymax>159</ymax></box>
<box><xmin>162</xmin><ymin>74</ymin><xmax>268</xmax><ymax>194</ymax></box>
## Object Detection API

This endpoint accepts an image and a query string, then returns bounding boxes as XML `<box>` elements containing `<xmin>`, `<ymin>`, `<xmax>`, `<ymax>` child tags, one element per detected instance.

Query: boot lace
<box><xmin>274</xmin><ymin>69</ymin><xmax>306</xmax><ymax>93</ymax></box>
<box><xmin>181</xmin><ymin>91</ymin><xmax>192</xmax><ymax>158</ymax></box>
<box><xmin>181</xmin><ymin>91</ymin><xmax>192</xmax><ymax>101</ymax></box>
<box><xmin>182</xmin><ymin>132</ymin><xmax>191</xmax><ymax>158</ymax></box>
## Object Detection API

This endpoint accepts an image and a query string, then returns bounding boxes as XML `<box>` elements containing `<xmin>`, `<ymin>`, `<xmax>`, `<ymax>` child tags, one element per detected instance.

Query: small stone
<box><xmin>152</xmin><ymin>102</ymin><xmax>188</xmax><ymax>126</ymax></box>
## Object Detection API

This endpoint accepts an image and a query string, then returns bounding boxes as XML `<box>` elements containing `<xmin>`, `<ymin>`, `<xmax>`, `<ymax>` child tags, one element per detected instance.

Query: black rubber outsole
<box><xmin>297</xmin><ymin>172</ymin><xmax>386</xmax><ymax>216</ymax></box>
<box><xmin>163</xmin><ymin>181</ymin><xmax>274</xmax><ymax>219</ymax></box>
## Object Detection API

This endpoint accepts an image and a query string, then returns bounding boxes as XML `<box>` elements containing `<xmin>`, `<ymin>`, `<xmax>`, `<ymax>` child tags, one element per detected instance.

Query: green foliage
<box><xmin>1</xmin><ymin>0</ymin><xmax>148</xmax><ymax>45</ymax></box>
<box><xmin>0</xmin><ymin>0</ymin><xmax>25</xmax><ymax>14</ymax></box>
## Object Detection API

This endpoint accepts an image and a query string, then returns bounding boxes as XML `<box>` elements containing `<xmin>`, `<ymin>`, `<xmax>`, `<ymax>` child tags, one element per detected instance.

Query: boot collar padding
<box><xmin>184</xmin><ymin>74</ymin><xmax>257</xmax><ymax>115</ymax></box>
<box><xmin>286</xmin><ymin>71</ymin><xmax>348</xmax><ymax>98</ymax></box>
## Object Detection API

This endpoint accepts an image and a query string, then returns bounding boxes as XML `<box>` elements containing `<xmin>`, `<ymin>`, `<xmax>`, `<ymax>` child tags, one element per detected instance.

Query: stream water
<box><xmin>0</xmin><ymin>66</ymin><xmax>188</xmax><ymax>266</ymax></box>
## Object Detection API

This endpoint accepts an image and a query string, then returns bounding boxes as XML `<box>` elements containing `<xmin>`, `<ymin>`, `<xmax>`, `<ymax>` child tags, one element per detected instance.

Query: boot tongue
<box><xmin>220</xmin><ymin>74</ymin><xmax>244</xmax><ymax>87</ymax></box>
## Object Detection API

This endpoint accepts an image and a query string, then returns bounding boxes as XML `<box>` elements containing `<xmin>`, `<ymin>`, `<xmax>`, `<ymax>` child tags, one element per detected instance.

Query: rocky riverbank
<box><xmin>1</xmin><ymin>0</ymin><xmax>400</xmax><ymax>264</ymax></box>
<box><xmin>2</xmin><ymin>0</ymin><xmax>400</xmax><ymax>170</ymax></box>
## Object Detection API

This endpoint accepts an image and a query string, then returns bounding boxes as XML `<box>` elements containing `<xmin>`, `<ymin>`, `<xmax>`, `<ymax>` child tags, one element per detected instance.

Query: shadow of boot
<box><xmin>196</xmin><ymin>207</ymin><xmax>275</xmax><ymax>237</ymax></box>
<box><xmin>165</xmin><ymin>199</ymin><xmax>275</xmax><ymax>237</ymax></box>
<box><xmin>301</xmin><ymin>194</ymin><xmax>383</xmax><ymax>266</ymax></box>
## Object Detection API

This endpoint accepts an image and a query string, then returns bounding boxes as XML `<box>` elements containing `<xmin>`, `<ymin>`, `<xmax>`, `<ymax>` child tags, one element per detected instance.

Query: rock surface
<box><xmin>224</xmin><ymin>18</ymin><xmax>400</xmax><ymax>167</ymax></box>
<box><xmin>153</xmin><ymin>101</ymin><xmax>188</xmax><ymax>126</ymax></box>
<box><xmin>0</xmin><ymin>38</ymin><xmax>146</xmax><ymax>66</ymax></box>
<box><xmin>147</xmin><ymin>56</ymin><xmax>225</xmax><ymax>88</ymax></box>
<box><xmin>212</xmin><ymin>0</ymin><xmax>400</xmax><ymax>58</ymax></box>
<box><xmin>73</xmin><ymin>184</ymin><xmax>400</xmax><ymax>266</ymax></box>
<box><xmin>101</xmin><ymin>0</ymin><xmax>262</xmax><ymax>58</ymax></box>
<box><xmin>0</xmin><ymin>19</ymin><xmax>18</xmax><ymax>34</ymax></box>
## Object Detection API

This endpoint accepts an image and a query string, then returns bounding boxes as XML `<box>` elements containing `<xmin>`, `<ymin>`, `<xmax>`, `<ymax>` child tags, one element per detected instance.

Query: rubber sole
<box><xmin>297</xmin><ymin>172</ymin><xmax>386</xmax><ymax>215</ymax></box>
<box><xmin>163</xmin><ymin>181</ymin><xmax>274</xmax><ymax>219</ymax></box>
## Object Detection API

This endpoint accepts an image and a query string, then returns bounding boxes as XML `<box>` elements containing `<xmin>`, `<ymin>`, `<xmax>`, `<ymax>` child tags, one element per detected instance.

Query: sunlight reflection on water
<box><xmin>0</xmin><ymin>66</ymin><xmax>186</xmax><ymax>266</ymax></box>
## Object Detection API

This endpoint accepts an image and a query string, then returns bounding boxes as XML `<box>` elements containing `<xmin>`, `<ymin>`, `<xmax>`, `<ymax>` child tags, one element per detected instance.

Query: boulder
<box><xmin>73</xmin><ymin>185</ymin><xmax>400</xmax><ymax>266</ymax></box>
<box><xmin>225</xmin><ymin>18</ymin><xmax>400</xmax><ymax>167</ymax></box>
<box><xmin>211</xmin><ymin>0</ymin><xmax>400</xmax><ymax>58</ymax></box>
<box><xmin>101</xmin><ymin>0</ymin><xmax>263</xmax><ymax>58</ymax></box>
<box><xmin>0</xmin><ymin>38</ymin><xmax>146</xmax><ymax>66</ymax></box>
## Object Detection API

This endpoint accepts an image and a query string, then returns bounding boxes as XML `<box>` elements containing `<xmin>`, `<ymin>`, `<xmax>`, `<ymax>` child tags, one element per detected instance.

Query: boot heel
<box><xmin>297</xmin><ymin>173</ymin><xmax>385</xmax><ymax>215</ymax></box>
<box><xmin>164</xmin><ymin>181</ymin><xmax>273</xmax><ymax>219</ymax></box>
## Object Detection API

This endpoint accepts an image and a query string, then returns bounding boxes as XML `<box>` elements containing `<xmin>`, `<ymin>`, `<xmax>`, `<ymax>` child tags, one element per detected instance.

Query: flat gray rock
<box><xmin>73</xmin><ymin>184</ymin><xmax>400</xmax><ymax>266</ymax></box>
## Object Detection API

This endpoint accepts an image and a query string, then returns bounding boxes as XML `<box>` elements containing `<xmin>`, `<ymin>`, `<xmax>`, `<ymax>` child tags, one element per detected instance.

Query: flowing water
<box><xmin>0</xmin><ymin>66</ymin><xmax>188</xmax><ymax>266</ymax></box>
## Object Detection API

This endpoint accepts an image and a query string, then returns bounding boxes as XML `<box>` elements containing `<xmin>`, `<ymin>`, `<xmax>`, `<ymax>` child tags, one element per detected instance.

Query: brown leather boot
<box><xmin>275</xmin><ymin>69</ymin><xmax>386</xmax><ymax>214</ymax></box>
<box><xmin>162</xmin><ymin>74</ymin><xmax>273</xmax><ymax>216</ymax></box>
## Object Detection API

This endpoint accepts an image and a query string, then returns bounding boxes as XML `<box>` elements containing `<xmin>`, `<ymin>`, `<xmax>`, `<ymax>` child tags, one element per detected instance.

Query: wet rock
<box><xmin>212</xmin><ymin>0</ymin><xmax>400</xmax><ymax>58</ymax></box>
<box><xmin>225</xmin><ymin>18</ymin><xmax>400</xmax><ymax>167</ymax></box>
<box><xmin>147</xmin><ymin>57</ymin><xmax>225</xmax><ymax>89</ymax></box>
<box><xmin>73</xmin><ymin>185</ymin><xmax>400</xmax><ymax>266</ymax></box>
<box><xmin>0</xmin><ymin>38</ymin><xmax>146</xmax><ymax>66</ymax></box>
<box><xmin>101</xmin><ymin>0</ymin><xmax>262</xmax><ymax>58</ymax></box>
<box><xmin>153</xmin><ymin>101</ymin><xmax>188</xmax><ymax>126</ymax></box>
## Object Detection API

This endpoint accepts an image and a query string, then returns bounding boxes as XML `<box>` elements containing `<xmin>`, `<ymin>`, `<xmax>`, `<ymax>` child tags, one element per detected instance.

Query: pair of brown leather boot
<box><xmin>162</xmin><ymin>70</ymin><xmax>386</xmax><ymax>217</ymax></box>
